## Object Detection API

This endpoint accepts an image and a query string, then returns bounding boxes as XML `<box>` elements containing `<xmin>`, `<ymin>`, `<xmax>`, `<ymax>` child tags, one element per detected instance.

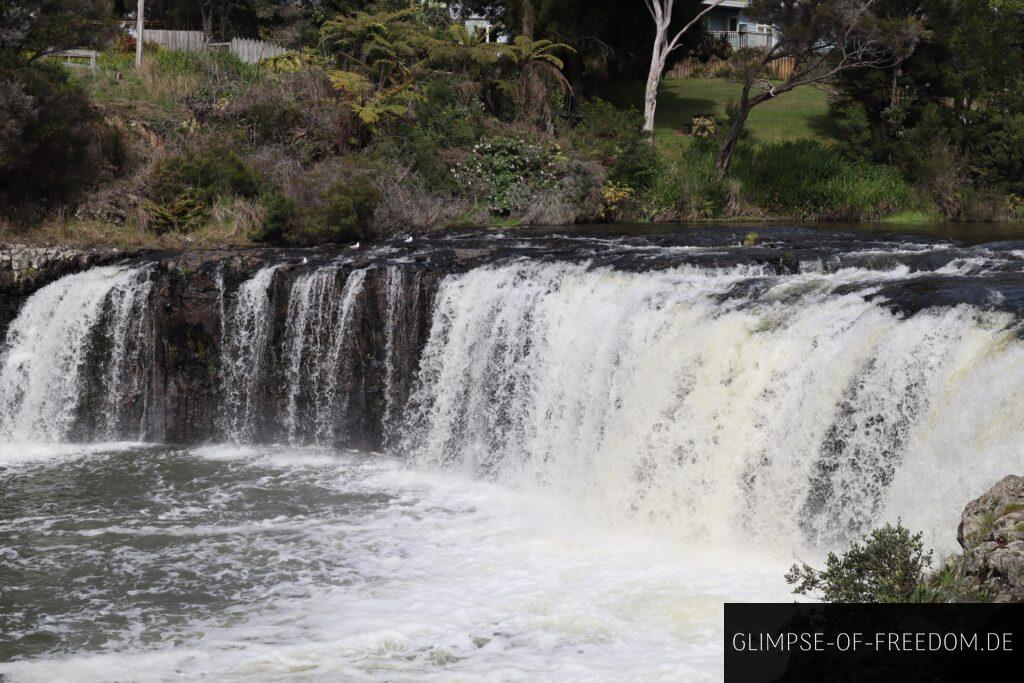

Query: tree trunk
<box><xmin>643</xmin><ymin>37</ymin><xmax>667</xmax><ymax>134</ymax></box>
<box><xmin>522</xmin><ymin>0</ymin><xmax>535</xmax><ymax>39</ymax></box>
<box><xmin>519</xmin><ymin>3</ymin><xmax>547</xmax><ymax>132</ymax></box>
<box><xmin>717</xmin><ymin>92</ymin><xmax>753</xmax><ymax>175</ymax></box>
<box><xmin>201</xmin><ymin>3</ymin><xmax>214</xmax><ymax>42</ymax></box>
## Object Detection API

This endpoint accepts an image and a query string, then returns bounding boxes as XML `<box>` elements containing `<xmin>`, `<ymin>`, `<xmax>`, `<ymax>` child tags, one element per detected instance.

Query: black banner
<box><xmin>725</xmin><ymin>603</ymin><xmax>1023</xmax><ymax>682</ymax></box>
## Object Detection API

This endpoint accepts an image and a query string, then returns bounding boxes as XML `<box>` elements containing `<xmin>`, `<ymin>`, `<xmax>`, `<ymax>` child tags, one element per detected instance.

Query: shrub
<box><xmin>221</xmin><ymin>70</ymin><xmax>355</xmax><ymax>159</ymax></box>
<box><xmin>154</xmin><ymin>49</ymin><xmax>255</xmax><ymax>80</ymax></box>
<box><xmin>412</xmin><ymin>77</ymin><xmax>486</xmax><ymax>149</ymax></box>
<box><xmin>572</xmin><ymin>99</ymin><xmax>658</xmax><ymax>189</ymax></box>
<box><xmin>641</xmin><ymin>138</ymin><xmax>729</xmax><ymax>220</ymax></box>
<box><xmin>151</xmin><ymin>146</ymin><xmax>261</xmax><ymax>206</ymax></box>
<box><xmin>372</xmin><ymin>170</ymin><xmax>477</xmax><ymax>235</ymax></box>
<box><xmin>249</xmin><ymin>157</ymin><xmax>380</xmax><ymax>244</ymax></box>
<box><xmin>785</xmin><ymin>523</ymin><xmax>934</xmax><ymax>603</ymax></box>
<box><xmin>313</xmin><ymin>177</ymin><xmax>379</xmax><ymax>241</ymax></box>
<box><xmin>733</xmin><ymin>141</ymin><xmax>919</xmax><ymax>220</ymax></box>
<box><xmin>252</xmin><ymin>192</ymin><xmax>296</xmax><ymax>243</ymax></box>
<box><xmin>451</xmin><ymin>136</ymin><xmax>566</xmax><ymax>215</ymax></box>
<box><xmin>147</xmin><ymin>145</ymin><xmax>262</xmax><ymax>232</ymax></box>
<box><xmin>0</xmin><ymin>63</ymin><xmax>128</xmax><ymax>223</ymax></box>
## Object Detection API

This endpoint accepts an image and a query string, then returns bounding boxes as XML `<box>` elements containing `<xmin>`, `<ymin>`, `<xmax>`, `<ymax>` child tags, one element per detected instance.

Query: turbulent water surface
<box><xmin>2</xmin><ymin>227</ymin><xmax>1024</xmax><ymax>680</ymax></box>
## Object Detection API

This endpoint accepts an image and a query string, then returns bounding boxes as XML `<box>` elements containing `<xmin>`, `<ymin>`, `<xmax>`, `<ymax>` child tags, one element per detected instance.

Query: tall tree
<box><xmin>831</xmin><ymin>0</ymin><xmax>1024</xmax><ymax>205</ymax></box>
<box><xmin>1</xmin><ymin>1</ymin><xmax>123</xmax><ymax>220</ymax></box>
<box><xmin>643</xmin><ymin>0</ymin><xmax>725</xmax><ymax>134</ymax></box>
<box><xmin>716</xmin><ymin>0</ymin><xmax>923</xmax><ymax>174</ymax></box>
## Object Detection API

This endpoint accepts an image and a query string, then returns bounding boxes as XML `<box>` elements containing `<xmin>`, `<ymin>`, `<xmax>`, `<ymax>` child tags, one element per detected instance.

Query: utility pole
<box><xmin>136</xmin><ymin>0</ymin><xmax>144</xmax><ymax>68</ymax></box>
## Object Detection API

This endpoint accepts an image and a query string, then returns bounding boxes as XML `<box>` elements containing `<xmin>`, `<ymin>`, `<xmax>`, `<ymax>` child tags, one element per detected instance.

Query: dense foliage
<box><xmin>0</xmin><ymin>1</ymin><xmax>127</xmax><ymax>222</ymax></box>
<box><xmin>2</xmin><ymin>0</ymin><xmax>1022</xmax><ymax>242</ymax></box>
<box><xmin>830</xmin><ymin>0</ymin><xmax>1024</xmax><ymax>218</ymax></box>
<box><xmin>786</xmin><ymin>521</ymin><xmax>993</xmax><ymax>603</ymax></box>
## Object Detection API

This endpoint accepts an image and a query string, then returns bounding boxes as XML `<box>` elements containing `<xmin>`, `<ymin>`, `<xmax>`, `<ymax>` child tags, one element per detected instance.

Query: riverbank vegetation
<box><xmin>786</xmin><ymin>522</ymin><xmax>991</xmax><ymax>603</ymax></box>
<box><xmin>1</xmin><ymin>0</ymin><xmax>1022</xmax><ymax>246</ymax></box>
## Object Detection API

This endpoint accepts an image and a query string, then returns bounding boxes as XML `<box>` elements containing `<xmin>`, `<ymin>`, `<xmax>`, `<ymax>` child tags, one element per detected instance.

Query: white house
<box><xmin>446</xmin><ymin>3</ymin><xmax>510</xmax><ymax>44</ymax></box>
<box><xmin>701</xmin><ymin>0</ymin><xmax>777</xmax><ymax>50</ymax></box>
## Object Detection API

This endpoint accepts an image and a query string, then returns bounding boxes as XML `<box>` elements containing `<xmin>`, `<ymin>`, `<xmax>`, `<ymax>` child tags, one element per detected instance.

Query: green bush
<box><xmin>151</xmin><ymin>146</ymin><xmax>261</xmax><ymax>206</ymax></box>
<box><xmin>412</xmin><ymin>77</ymin><xmax>486</xmax><ymax>149</ymax></box>
<box><xmin>786</xmin><ymin>523</ymin><xmax>934</xmax><ymax>603</ymax></box>
<box><xmin>154</xmin><ymin>48</ymin><xmax>255</xmax><ymax>80</ymax></box>
<box><xmin>0</xmin><ymin>62</ymin><xmax>128</xmax><ymax>222</ymax></box>
<box><xmin>148</xmin><ymin>145</ymin><xmax>262</xmax><ymax>231</ymax></box>
<box><xmin>250</xmin><ymin>174</ymin><xmax>379</xmax><ymax>245</ymax></box>
<box><xmin>311</xmin><ymin>177</ymin><xmax>379</xmax><ymax>242</ymax></box>
<box><xmin>451</xmin><ymin>136</ymin><xmax>566</xmax><ymax>215</ymax></box>
<box><xmin>733</xmin><ymin>141</ymin><xmax>919</xmax><ymax>219</ymax></box>
<box><xmin>251</xmin><ymin>192</ymin><xmax>296</xmax><ymax>243</ymax></box>
<box><xmin>572</xmin><ymin>99</ymin><xmax>658</xmax><ymax>189</ymax></box>
<box><xmin>642</xmin><ymin>138</ymin><xmax>728</xmax><ymax>219</ymax></box>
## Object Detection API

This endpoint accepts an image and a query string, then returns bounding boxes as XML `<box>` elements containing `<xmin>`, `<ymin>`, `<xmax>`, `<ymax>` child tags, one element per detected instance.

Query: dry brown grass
<box><xmin>1</xmin><ymin>208</ymin><xmax>259</xmax><ymax>250</ymax></box>
<box><xmin>372</xmin><ymin>171</ymin><xmax>478</xmax><ymax>235</ymax></box>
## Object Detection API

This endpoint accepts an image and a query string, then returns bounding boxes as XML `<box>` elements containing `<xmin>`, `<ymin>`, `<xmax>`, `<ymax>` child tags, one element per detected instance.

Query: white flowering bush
<box><xmin>450</xmin><ymin>136</ymin><xmax>567</xmax><ymax>215</ymax></box>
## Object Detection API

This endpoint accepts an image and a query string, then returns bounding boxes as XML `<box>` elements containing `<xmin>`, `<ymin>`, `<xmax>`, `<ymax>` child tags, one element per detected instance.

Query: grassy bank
<box><xmin>1</xmin><ymin>47</ymin><xmax>931</xmax><ymax>247</ymax></box>
<box><xmin>608</xmin><ymin>77</ymin><xmax>832</xmax><ymax>146</ymax></box>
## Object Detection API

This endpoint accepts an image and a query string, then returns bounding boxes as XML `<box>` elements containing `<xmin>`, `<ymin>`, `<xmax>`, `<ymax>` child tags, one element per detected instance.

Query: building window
<box><xmin>728</xmin><ymin>17</ymin><xmax>739</xmax><ymax>32</ymax></box>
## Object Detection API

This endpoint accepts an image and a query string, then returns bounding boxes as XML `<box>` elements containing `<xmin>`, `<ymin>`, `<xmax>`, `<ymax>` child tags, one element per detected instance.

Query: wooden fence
<box><xmin>141</xmin><ymin>29</ymin><xmax>285</xmax><ymax>64</ymax></box>
<box><xmin>55</xmin><ymin>49</ymin><xmax>98</xmax><ymax>75</ymax></box>
<box><xmin>143</xmin><ymin>29</ymin><xmax>206</xmax><ymax>52</ymax></box>
<box><xmin>228</xmin><ymin>38</ymin><xmax>286</xmax><ymax>64</ymax></box>
<box><xmin>666</xmin><ymin>56</ymin><xmax>797</xmax><ymax>81</ymax></box>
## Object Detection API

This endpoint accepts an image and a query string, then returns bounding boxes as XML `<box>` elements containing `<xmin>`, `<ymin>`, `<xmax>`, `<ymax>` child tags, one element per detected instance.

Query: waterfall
<box><xmin>279</xmin><ymin>267</ymin><xmax>367</xmax><ymax>444</ymax></box>
<box><xmin>2</xmin><ymin>239</ymin><xmax>1022</xmax><ymax>555</ymax></box>
<box><xmin>398</xmin><ymin>261</ymin><xmax>1024</xmax><ymax>555</ymax></box>
<box><xmin>219</xmin><ymin>265</ymin><xmax>281</xmax><ymax>442</ymax></box>
<box><xmin>97</xmin><ymin>271</ymin><xmax>155</xmax><ymax>440</ymax></box>
<box><xmin>0</xmin><ymin>266</ymin><xmax>153</xmax><ymax>442</ymax></box>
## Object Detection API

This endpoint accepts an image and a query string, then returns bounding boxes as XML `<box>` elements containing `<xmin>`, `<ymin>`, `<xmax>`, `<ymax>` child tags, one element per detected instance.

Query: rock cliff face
<box><xmin>958</xmin><ymin>475</ymin><xmax>1024</xmax><ymax>602</ymax></box>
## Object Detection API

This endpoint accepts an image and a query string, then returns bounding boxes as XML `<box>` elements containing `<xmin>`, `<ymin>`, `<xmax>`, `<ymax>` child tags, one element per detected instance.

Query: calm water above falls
<box><xmin>2</xmin><ymin>227</ymin><xmax>1024</xmax><ymax>680</ymax></box>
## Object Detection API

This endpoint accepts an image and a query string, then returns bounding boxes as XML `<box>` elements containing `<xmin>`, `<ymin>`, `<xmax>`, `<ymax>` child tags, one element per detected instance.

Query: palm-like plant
<box><xmin>501</xmin><ymin>36</ymin><xmax>576</xmax><ymax>128</ymax></box>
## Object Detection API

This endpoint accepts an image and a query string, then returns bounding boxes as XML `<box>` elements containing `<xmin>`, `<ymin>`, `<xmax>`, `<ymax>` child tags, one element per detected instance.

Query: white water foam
<box><xmin>0</xmin><ymin>448</ymin><xmax>790</xmax><ymax>682</ymax></box>
<box><xmin>0</xmin><ymin>266</ymin><xmax>151</xmax><ymax>442</ymax></box>
<box><xmin>400</xmin><ymin>261</ymin><xmax>1024</xmax><ymax>557</ymax></box>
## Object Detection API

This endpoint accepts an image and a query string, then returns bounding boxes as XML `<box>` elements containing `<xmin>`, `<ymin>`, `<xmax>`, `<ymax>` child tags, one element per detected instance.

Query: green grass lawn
<box><xmin>607</xmin><ymin>78</ymin><xmax>834</xmax><ymax>149</ymax></box>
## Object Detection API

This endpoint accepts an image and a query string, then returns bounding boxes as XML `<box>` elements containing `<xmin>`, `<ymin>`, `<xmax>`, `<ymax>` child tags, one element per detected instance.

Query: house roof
<box><xmin>701</xmin><ymin>0</ymin><xmax>749</xmax><ymax>8</ymax></box>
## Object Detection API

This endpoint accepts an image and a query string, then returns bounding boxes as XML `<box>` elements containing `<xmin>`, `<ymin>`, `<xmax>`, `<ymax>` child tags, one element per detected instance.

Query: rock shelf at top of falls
<box><xmin>2</xmin><ymin>227</ymin><xmax>1024</xmax><ymax>555</ymax></box>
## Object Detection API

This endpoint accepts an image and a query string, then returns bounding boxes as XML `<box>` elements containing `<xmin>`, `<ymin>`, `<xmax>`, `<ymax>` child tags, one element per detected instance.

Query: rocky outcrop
<box><xmin>958</xmin><ymin>475</ymin><xmax>1024</xmax><ymax>602</ymax></box>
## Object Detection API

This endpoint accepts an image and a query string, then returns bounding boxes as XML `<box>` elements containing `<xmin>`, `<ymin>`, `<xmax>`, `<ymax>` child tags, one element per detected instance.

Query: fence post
<box><xmin>136</xmin><ymin>0</ymin><xmax>144</xmax><ymax>68</ymax></box>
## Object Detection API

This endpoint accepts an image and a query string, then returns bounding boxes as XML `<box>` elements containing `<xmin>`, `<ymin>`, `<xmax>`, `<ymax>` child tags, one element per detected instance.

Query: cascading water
<box><xmin>219</xmin><ymin>264</ymin><xmax>280</xmax><ymax>442</ymax></box>
<box><xmin>279</xmin><ymin>266</ymin><xmax>367</xmax><ymax>443</ymax></box>
<box><xmin>399</xmin><ymin>258</ymin><xmax>1024</xmax><ymax>556</ymax></box>
<box><xmin>0</xmin><ymin>266</ymin><xmax>153</xmax><ymax>442</ymax></box>
<box><xmin>382</xmin><ymin>265</ymin><xmax>421</xmax><ymax>441</ymax></box>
